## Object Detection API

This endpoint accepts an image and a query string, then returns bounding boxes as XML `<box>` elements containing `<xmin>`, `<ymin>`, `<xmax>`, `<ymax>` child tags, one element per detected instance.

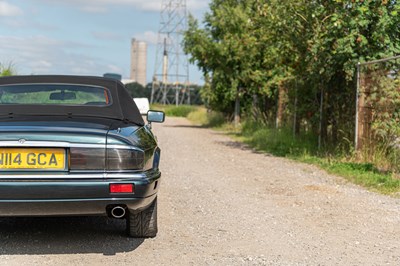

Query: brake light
<box><xmin>110</xmin><ymin>184</ymin><xmax>134</xmax><ymax>193</ymax></box>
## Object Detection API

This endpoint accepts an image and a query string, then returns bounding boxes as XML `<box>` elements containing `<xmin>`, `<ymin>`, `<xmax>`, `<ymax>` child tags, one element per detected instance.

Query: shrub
<box><xmin>164</xmin><ymin>105</ymin><xmax>197</xmax><ymax>117</ymax></box>
<box><xmin>187</xmin><ymin>108</ymin><xmax>225</xmax><ymax>127</ymax></box>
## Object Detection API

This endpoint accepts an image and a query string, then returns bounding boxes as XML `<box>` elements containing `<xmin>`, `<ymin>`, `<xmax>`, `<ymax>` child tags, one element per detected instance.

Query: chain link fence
<box><xmin>356</xmin><ymin>55</ymin><xmax>400</xmax><ymax>166</ymax></box>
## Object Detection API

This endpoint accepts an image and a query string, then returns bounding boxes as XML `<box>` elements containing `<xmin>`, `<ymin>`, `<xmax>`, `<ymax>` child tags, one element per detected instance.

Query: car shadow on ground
<box><xmin>0</xmin><ymin>216</ymin><xmax>144</xmax><ymax>256</ymax></box>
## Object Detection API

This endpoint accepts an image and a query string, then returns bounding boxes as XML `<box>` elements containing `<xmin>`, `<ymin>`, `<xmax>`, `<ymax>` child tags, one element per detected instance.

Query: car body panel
<box><xmin>0</xmin><ymin>121</ymin><xmax>109</xmax><ymax>145</ymax></box>
<box><xmin>0</xmin><ymin>75</ymin><xmax>162</xmax><ymax>220</ymax></box>
<box><xmin>0</xmin><ymin>169</ymin><xmax>160</xmax><ymax>216</ymax></box>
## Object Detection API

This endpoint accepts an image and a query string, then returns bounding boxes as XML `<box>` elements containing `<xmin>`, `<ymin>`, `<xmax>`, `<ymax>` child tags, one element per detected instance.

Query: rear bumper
<box><xmin>0</xmin><ymin>170</ymin><xmax>160</xmax><ymax>217</ymax></box>
<box><xmin>0</xmin><ymin>196</ymin><xmax>157</xmax><ymax>217</ymax></box>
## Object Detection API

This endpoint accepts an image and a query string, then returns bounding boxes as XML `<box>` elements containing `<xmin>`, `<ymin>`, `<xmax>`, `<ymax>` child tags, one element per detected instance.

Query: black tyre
<box><xmin>126</xmin><ymin>198</ymin><xmax>158</xmax><ymax>238</ymax></box>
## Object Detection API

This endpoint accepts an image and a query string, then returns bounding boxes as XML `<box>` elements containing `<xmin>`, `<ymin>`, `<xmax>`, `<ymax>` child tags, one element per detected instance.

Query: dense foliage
<box><xmin>125</xmin><ymin>82</ymin><xmax>151</xmax><ymax>98</ymax></box>
<box><xmin>184</xmin><ymin>0</ymin><xmax>400</xmax><ymax>147</ymax></box>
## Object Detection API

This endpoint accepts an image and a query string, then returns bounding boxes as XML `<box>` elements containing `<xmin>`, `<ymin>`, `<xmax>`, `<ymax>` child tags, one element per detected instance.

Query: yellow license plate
<box><xmin>0</xmin><ymin>148</ymin><xmax>66</xmax><ymax>170</ymax></box>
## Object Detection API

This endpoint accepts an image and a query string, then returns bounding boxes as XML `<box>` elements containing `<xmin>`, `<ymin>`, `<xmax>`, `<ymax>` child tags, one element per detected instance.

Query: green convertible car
<box><xmin>0</xmin><ymin>75</ymin><xmax>164</xmax><ymax>238</ymax></box>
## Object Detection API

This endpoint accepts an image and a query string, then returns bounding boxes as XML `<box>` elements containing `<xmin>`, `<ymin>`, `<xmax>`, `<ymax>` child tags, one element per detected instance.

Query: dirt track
<box><xmin>0</xmin><ymin>117</ymin><xmax>399</xmax><ymax>265</ymax></box>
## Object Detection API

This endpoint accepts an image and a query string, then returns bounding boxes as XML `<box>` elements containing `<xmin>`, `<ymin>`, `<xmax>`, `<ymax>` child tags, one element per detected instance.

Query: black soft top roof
<box><xmin>0</xmin><ymin>75</ymin><xmax>144</xmax><ymax>126</ymax></box>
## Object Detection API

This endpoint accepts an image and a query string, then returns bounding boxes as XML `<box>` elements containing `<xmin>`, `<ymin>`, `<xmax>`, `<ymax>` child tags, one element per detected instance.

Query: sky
<box><xmin>0</xmin><ymin>0</ymin><xmax>210</xmax><ymax>84</ymax></box>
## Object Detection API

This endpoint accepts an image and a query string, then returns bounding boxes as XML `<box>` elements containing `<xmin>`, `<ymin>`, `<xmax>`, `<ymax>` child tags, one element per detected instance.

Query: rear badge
<box><xmin>18</xmin><ymin>139</ymin><xmax>26</xmax><ymax>144</ymax></box>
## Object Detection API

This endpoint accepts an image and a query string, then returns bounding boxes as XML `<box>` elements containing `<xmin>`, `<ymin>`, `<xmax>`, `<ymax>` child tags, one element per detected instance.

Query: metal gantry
<box><xmin>151</xmin><ymin>0</ymin><xmax>190</xmax><ymax>105</ymax></box>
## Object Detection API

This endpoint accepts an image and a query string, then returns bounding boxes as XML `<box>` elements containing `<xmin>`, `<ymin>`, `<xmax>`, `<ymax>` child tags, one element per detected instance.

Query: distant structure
<box><xmin>103</xmin><ymin>73</ymin><xmax>122</xmax><ymax>81</ymax></box>
<box><xmin>130</xmin><ymin>39</ymin><xmax>147</xmax><ymax>87</ymax></box>
<box><xmin>121</xmin><ymin>79</ymin><xmax>135</xmax><ymax>85</ymax></box>
<box><xmin>151</xmin><ymin>0</ymin><xmax>190</xmax><ymax>105</ymax></box>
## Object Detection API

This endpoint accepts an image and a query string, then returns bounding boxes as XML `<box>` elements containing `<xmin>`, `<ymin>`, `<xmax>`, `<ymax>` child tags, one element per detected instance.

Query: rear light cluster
<box><xmin>107</xmin><ymin>148</ymin><xmax>144</xmax><ymax>170</ymax></box>
<box><xmin>70</xmin><ymin>147</ymin><xmax>144</xmax><ymax>171</ymax></box>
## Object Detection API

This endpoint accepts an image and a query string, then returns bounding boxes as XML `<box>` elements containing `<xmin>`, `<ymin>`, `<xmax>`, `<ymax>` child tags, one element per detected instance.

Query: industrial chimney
<box><xmin>130</xmin><ymin>39</ymin><xmax>147</xmax><ymax>87</ymax></box>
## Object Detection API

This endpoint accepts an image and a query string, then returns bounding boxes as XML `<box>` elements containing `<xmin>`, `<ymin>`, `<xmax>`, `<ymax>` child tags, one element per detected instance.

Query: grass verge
<box><xmin>240</xmin><ymin>121</ymin><xmax>400</xmax><ymax>195</ymax></box>
<box><xmin>152</xmin><ymin>104</ymin><xmax>225</xmax><ymax>127</ymax></box>
<box><xmin>300</xmin><ymin>156</ymin><xmax>399</xmax><ymax>195</ymax></box>
<box><xmin>151</xmin><ymin>104</ymin><xmax>197</xmax><ymax>117</ymax></box>
<box><xmin>187</xmin><ymin>108</ymin><xmax>225</xmax><ymax>127</ymax></box>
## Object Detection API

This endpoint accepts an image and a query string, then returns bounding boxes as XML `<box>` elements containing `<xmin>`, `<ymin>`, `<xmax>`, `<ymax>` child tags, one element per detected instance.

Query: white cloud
<box><xmin>106</xmin><ymin>64</ymin><xmax>123</xmax><ymax>73</ymax></box>
<box><xmin>0</xmin><ymin>35</ymin><xmax>120</xmax><ymax>75</ymax></box>
<box><xmin>133</xmin><ymin>31</ymin><xmax>159</xmax><ymax>45</ymax></box>
<box><xmin>186</xmin><ymin>0</ymin><xmax>209</xmax><ymax>11</ymax></box>
<box><xmin>2</xmin><ymin>17</ymin><xmax>58</xmax><ymax>30</ymax></box>
<box><xmin>31</xmin><ymin>0</ymin><xmax>210</xmax><ymax>12</ymax></box>
<box><xmin>0</xmin><ymin>1</ymin><xmax>23</xmax><ymax>16</ymax></box>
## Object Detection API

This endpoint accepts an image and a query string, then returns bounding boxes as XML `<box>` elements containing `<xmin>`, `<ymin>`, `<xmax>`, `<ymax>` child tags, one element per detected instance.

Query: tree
<box><xmin>184</xmin><ymin>0</ymin><xmax>400</xmax><ymax>145</ymax></box>
<box><xmin>125</xmin><ymin>82</ymin><xmax>151</xmax><ymax>99</ymax></box>
<box><xmin>184</xmin><ymin>0</ymin><xmax>267</xmax><ymax>122</ymax></box>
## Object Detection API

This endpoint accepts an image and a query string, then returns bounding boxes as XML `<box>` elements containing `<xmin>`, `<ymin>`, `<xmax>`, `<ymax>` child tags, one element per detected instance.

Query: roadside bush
<box><xmin>164</xmin><ymin>105</ymin><xmax>197</xmax><ymax>117</ymax></box>
<box><xmin>125</xmin><ymin>82</ymin><xmax>150</xmax><ymax>99</ymax></box>
<box><xmin>187</xmin><ymin>108</ymin><xmax>225</xmax><ymax>127</ymax></box>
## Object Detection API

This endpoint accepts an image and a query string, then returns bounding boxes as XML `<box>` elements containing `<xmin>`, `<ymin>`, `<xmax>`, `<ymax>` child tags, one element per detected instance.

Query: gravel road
<box><xmin>0</xmin><ymin>117</ymin><xmax>399</xmax><ymax>265</ymax></box>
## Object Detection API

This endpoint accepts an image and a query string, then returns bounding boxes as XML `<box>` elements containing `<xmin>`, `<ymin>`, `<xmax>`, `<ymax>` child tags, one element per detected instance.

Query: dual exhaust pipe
<box><xmin>109</xmin><ymin>206</ymin><xmax>126</xmax><ymax>219</ymax></box>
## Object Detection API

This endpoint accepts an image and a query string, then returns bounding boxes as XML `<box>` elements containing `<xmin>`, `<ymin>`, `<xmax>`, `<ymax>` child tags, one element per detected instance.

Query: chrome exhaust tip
<box><xmin>110</xmin><ymin>206</ymin><xmax>126</xmax><ymax>219</ymax></box>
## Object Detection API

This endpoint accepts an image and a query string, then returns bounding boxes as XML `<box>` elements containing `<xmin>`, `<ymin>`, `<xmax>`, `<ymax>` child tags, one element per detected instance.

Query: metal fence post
<box><xmin>355</xmin><ymin>62</ymin><xmax>360</xmax><ymax>151</ymax></box>
<box><xmin>318</xmin><ymin>87</ymin><xmax>323</xmax><ymax>150</ymax></box>
<box><xmin>293</xmin><ymin>80</ymin><xmax>298</xmax><ymax>138</ymax></box>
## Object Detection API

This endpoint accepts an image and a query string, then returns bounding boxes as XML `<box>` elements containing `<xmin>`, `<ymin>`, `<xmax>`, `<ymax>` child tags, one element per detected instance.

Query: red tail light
<box><xmin>110</xmin><ymin>184</ymin><xmax>134</xmax><ymax>193</ymax></box>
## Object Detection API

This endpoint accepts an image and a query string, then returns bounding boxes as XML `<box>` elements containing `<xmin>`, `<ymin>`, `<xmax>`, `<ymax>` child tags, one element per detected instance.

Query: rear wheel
<box><xmin>126</xmin><ymin>198</ymin><xmax>158</xmax><ymax>238</ymax></box>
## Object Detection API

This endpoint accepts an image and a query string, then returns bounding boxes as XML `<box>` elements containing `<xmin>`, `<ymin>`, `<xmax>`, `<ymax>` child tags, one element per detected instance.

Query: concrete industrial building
<box><xmin>130</xmin><ymin>39</ymin><xmax>147</xmax><ymax>87</ymax></box>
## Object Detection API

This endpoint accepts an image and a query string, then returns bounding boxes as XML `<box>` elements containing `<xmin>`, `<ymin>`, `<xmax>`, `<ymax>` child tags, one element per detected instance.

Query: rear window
<box><xmin>0</xmin><ymin>84</ymin><xmax>111</xmax><ymax>106</ymax></box>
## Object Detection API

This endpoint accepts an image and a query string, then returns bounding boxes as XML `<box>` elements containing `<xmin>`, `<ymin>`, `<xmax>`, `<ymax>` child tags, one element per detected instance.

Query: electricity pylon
<box><xmin>151</xmin><ymin>0</ymin><xmax>190</xmax><ymax>105</ymax></box>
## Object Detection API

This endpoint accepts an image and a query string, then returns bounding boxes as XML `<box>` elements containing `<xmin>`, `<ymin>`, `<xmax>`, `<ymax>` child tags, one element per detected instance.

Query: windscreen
<box><xmin>0</xmin><ymin>84</ymin><xmax>111</xmax><ymax>106</ymax></box>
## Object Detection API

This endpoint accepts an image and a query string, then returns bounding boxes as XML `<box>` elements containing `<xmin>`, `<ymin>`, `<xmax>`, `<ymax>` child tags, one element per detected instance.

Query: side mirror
<box><xmin>147</xmin><ymin>110</ymin><xmax>165</xmax><ymax>123</ymax></box>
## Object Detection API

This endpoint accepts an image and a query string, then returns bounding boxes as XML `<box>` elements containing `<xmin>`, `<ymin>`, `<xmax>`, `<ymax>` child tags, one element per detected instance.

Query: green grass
<box><xmin>151</xmin><ymin>104</ymin><xmax>197</xmax><ymax>117</ymax></box>
<box><xmin>151</xmin><ymin>104</ymin><xmax>225</xmax><ymax>127</ymax></box>
<box><xmin>187</xmin><ymin>108</ymin><xmax>225</xmax><ymax>127</ymax></box>
<box><xmin>241</xmin><ymin>121</ymin><xmax>317</xmax><ymax>157</ymax></box>
<box><xmin>300</xmin><ymin>156</ymin><xmax>400</xmax><ymax>195</ymax></box>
